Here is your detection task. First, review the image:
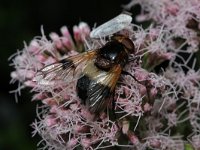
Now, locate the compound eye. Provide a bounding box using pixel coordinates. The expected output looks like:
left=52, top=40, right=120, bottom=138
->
left=121, top=38, right=135, bottom=54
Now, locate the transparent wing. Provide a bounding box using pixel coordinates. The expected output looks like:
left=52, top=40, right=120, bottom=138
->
left=86, top=65, right=122, bottom=113
left=90, top=14, right=132, bottom=38
left=33, top=50, right=97, bottom=85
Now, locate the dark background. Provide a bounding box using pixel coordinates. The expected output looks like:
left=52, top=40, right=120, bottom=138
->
left=0, top=0, right=135, bottom=149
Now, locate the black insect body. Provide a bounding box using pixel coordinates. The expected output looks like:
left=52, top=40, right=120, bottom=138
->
left=76, top=36, right=135, bottom=113
left=35, top=35, right=135, bottom=114
left=34, top=14, right=135, bottom=114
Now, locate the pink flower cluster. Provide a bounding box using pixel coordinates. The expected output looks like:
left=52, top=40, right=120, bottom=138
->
left=10, top=0, right=200, bottom=149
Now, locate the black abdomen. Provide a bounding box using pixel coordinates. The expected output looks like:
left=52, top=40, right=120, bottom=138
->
left=76, top=74, right=111, bottom=113
left=76, top=75, right=91, bottom=104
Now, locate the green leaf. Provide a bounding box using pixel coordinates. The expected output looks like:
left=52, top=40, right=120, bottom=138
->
left=185, top=143, right=194, bottom=150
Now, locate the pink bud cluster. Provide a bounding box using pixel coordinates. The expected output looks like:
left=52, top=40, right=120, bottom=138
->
left=124, top=0, right=200, bottom=149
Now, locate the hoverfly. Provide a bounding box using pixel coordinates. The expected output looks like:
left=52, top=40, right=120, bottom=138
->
left=35, top=14, right=135, bottom=114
